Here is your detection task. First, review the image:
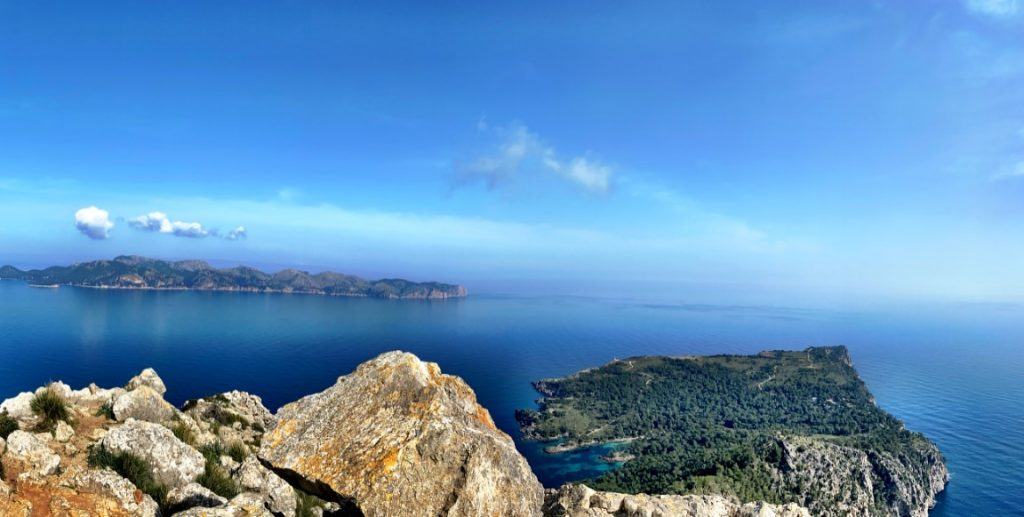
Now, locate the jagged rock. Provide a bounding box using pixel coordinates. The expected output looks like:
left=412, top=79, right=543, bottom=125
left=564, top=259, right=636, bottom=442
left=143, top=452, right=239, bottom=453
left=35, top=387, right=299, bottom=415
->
left=183, top=391, right=274, bottom=446
left=544, top=484, right=811, bottom=517
left=53, top=420, right=74, bottom=443
left=113, top=385, right=177, bottom=423
left=2, top=431, right=60, bottom=478
left=232, top=455, right=296, bottom=516
left=68, top=384, right=126, bottom=407
left=99, top=418, right=205, bottom=488
left=0, top=393, right=35, bottom=421
left=259, top=351, right=543, bottom=517
left=168, top=482, right=228, bottom=510
left=171, top=492, right=274, bottom=516
left=63, top=467, right=160, bottom=516
left=128, top=368, right=168, bottom=396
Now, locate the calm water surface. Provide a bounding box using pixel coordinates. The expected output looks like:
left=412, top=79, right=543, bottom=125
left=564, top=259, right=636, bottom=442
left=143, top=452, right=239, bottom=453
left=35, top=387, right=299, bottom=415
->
left=1, top=281, right=1022, bottom=515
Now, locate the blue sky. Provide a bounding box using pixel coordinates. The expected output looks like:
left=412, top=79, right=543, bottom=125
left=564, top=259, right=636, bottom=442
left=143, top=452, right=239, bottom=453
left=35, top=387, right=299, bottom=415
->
left=2, top=0, right=1024, bottom=303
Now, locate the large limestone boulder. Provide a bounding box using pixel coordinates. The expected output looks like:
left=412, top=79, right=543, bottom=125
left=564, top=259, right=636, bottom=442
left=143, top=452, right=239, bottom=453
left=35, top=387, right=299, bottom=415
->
left=127, top=367, right=168, bottom=396
left=232, top=455, right=296, bottom=515
left=62, top=467, right=160, bottom=516
left=99, top=418, right=205, bottom=488
left=2, top=430, right=60, bottom=478
left=0, top=392, right=35, bottom=421
left=544, top=484, right=811, bottom=517
left=259, top=351, right=544, bottom=517
left=113, top=385, right=177, bottom=423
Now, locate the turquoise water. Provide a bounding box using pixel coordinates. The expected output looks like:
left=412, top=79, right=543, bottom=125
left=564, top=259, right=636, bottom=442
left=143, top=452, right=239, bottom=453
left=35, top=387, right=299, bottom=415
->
left=1, top=281, right=1022, bottom=515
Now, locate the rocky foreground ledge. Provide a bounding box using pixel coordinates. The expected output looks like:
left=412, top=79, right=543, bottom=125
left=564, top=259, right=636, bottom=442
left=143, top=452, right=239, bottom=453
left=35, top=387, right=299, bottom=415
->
left=0, top=352, right=808, bottom=516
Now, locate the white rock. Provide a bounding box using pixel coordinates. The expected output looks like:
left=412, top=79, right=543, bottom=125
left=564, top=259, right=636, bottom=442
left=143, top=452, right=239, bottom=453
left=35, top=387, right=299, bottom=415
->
left=170, top=492, right=274, bottom=516
left=113, top=385, right=177, bottom=423
left=0, top=392, right=35, bottom=421
left=99, top=418, right=205, bottom=488
left=63, top=467, right=160, bottom=516
left=127, top=368, right=168, bottom=396
left=69, top=384, right=126, bottom=407
left=35, top=381, right=73, bottom=400
left=167, top=482, right=228, bottom=510
left=3, top=430, right=60, bottom=477
left=54, top=420, right=75, bottom=442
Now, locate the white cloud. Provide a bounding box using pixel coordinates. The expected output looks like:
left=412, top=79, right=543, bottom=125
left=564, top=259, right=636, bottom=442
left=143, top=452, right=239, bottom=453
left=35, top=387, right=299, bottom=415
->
left=225, top=226, right=248, bottom=240
left=129, top=211, right=212, bottom=238
left=456, top=121, right=613, bottom=194
left=74, top=206, right=114, bottom=240
left=965, top=0, right=1022, bottom=18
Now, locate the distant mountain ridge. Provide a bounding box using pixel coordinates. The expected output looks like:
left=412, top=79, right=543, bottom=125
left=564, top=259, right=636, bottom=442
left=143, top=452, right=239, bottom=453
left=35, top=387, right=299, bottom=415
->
left=0, top=255, right=467, bottom=299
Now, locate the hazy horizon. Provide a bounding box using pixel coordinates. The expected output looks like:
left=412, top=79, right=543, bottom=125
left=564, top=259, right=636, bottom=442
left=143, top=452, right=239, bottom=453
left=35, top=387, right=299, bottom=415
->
left=3, top=1, right=1024, bottom=304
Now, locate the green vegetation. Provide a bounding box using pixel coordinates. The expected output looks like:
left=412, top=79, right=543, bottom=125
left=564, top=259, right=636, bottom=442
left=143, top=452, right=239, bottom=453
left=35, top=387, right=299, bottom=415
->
left=517, top=346, right=943, bottom=512
left=30, top=387, right=71, bottom=432
left=88, top=446, right=169, bottom=511
left=0, top=410, right=18, bottom=439
left=94, top=401, right=115, bottom=420
left=227, top=441, right=249, bottom=463
left=197, top=443, right=240, bottom=498
left=170, top=420, right=197, bottom=446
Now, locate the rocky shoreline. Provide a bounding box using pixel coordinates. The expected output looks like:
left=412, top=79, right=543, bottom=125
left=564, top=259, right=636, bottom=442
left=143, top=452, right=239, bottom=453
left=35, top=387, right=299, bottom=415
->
left=0, top=352, right=813, bottom=516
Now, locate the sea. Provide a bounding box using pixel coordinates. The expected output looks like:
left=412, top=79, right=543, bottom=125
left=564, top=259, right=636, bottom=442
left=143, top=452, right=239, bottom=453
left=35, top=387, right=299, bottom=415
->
left=1, top=280, right=1022, bottom=515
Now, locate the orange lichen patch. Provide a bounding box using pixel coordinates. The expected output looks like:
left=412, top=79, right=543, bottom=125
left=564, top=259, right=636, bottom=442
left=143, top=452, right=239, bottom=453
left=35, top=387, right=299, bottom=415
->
left=381, top=449, right=400, bottom=473
left=7, top=480, right=134, bottom=517
left=266, top=419, right=298, bottom=448
left=474, top=405, right=497, bottom=431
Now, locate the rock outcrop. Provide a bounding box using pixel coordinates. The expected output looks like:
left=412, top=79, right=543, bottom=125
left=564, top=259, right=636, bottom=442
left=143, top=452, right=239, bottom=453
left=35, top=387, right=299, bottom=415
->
left=113, top=385, right=178, bottom=423
left=259, top=350, right=545, bottom=517
left=2, top=431, right=61, bottom=479
left=127, top=367, right=168, bottom=396
left=99, top=418, right=206, bottom=488
left=544, top=484, right=811, bottom=517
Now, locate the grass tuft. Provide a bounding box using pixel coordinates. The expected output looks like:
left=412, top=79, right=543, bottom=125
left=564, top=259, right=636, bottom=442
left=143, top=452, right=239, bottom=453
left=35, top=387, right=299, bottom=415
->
left=94, top=401, right=115, bottom=420
left=171, top=420, right=197, bottom=446
left=30, top=387, right=71, bottom=432
left=88, top=446, right=169, bottom=510
left=226, top=441, right=248, bottom=463
left=197, top=443, right=240, bottom=498
left=0, top=410, right=18, bottom=439
left=295, top=488, right=328, bottom=517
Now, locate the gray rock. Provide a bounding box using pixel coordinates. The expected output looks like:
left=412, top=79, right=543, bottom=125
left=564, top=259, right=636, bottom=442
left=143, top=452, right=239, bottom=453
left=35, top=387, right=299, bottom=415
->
left=167, top=482, right=228, bottom=510
left=99, top=418, right=205, bottom=488
left=127, top=368, right=168, bottom=396
left=259, top=351, right=543, bottom=517
left=171, top=492, right=274, bottom=516
left=544, top=484, right=811, bottom=517
left=183, top=391, right=274, bottom=447
left=63, top=467, right=160, bottom=516
left=2, top=430, right=60, bottom=478
left=233, top=455, right=296, bottom=516
left=68, top=384, right=126, bottom=407
left=113, top=385, right=177, bottom=423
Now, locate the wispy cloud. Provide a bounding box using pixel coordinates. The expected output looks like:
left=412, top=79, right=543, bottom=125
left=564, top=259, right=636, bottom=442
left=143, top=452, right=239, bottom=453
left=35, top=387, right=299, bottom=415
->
left=129, top=211, right=212, bottom=238
left=964, top=0, right=1022, bottom=18
left=74, top=206, right=114, bottom=240
left=455, top=121, right=612, bottom=194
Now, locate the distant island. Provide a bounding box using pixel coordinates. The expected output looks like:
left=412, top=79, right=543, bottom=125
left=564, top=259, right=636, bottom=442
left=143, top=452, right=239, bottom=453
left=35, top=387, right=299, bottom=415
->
left=0, top=255, right=467, bottom=300
left=517, top=346, right=947, bottom=516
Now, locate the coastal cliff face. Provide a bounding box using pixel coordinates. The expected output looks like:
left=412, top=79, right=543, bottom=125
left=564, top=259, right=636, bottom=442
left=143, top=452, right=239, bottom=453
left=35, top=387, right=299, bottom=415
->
left=0, top=256, right=468, bottom=300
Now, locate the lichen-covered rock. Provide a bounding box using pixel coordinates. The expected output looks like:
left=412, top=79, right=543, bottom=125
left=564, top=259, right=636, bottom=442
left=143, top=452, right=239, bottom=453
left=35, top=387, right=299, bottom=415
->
left=99, top=418, right=205, bottom=488
left=168, top=482, right=228, bottom=510
left=63, top=467, right=160, bottom=516
left=0, top=393, right=35, bottom=422
left=127, top=368, right=168, bottom=396
left=53, top=420, right=75, bottom=443
left=259, top=350, right=544, bottom=517
left=171, top=492, right=274, bottom=516
left=544, top=484, right=811, bottom=517
left=232, top=455, right=296, bottom=516
left=183, top=391, right=274, bottom=447
left=2, top=431, right=60, bottom=478
left=113, top=385, right=177, bottom=423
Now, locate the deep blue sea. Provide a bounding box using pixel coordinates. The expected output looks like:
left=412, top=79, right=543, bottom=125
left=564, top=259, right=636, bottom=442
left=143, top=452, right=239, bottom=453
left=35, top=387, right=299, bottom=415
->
left=1, top=281, right=1022, bottom=515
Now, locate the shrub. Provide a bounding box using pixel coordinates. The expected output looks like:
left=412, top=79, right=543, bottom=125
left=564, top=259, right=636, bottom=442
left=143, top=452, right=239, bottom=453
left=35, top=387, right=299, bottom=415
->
left=0, top=410, right=18, bottom=439
left=88, top=446, right=169, bottom=510
left=197, top=443, right=240, bottom=498
left=226, top=441, right=248, bottom=463
left=95, top=402, right=115, bottom=420
left=31, top=387, right=71, bottom=432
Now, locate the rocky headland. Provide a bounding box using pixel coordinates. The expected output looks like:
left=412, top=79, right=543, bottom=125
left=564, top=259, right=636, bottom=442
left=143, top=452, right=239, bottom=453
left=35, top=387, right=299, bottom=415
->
left=1, top=349, right=930, bottom=516
left=0, top=256, right=467, bottom=300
